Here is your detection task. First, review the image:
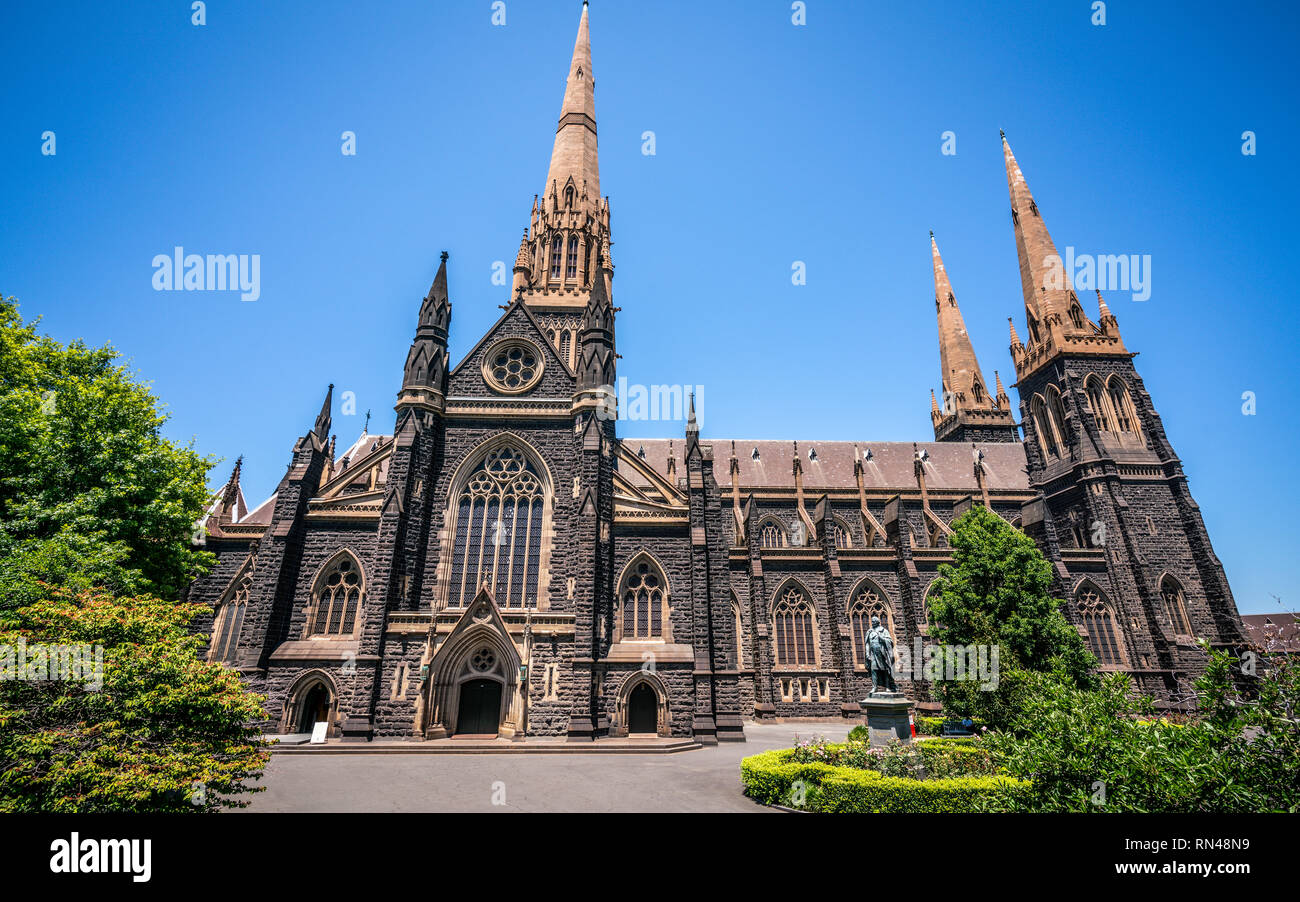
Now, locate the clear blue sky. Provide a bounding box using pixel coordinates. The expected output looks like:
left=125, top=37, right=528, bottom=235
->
left=2, top=1, right=1296, bottom=614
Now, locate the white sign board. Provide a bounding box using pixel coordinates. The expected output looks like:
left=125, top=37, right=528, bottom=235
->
left=310, top=721, right=328, bottom=744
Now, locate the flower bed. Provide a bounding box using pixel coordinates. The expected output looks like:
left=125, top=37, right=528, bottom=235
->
left=741, top=739, right=1025, bottom=813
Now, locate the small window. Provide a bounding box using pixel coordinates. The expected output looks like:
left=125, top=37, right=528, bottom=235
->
left=550, top=235, right=563, bottom=278
left=566, top=235, right=579, bottom=279
left=310, top=554, right=363, bottom=637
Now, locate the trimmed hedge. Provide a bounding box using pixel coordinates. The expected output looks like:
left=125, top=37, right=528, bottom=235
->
left=741, top=747, right=1025, bottom=813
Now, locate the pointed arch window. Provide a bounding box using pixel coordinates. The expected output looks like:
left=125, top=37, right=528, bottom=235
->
left=550, top=235, right=563, bottom=279
left=1046, top=385, right=1069, bottom=454
left=566, top=235, right=579, bottom=279
left=832, top=520, right=852, bottom=549
left=559, top=329, right=572, bottom=368
left=1077, top=584, right=1127, bottom=667
left=1160, top=575, right=1192, bottom=637
left=732, top=593, right=744, bottom=670
left=759, top=519, right=787, bottom=549
left=211, top=560, right=252, bottom=664
left=1106, top=376, right=1139, bottom=435
left=848, top=582, right=893, bottom=668
left=309, top=553, right=364, bottom=637
left=773, top=586, right=817, bottom=667
left=620, top=556, right=666, bottom=640
left=1085, top=375, right=1114, bottom=433
left=448, top=444, right=547, bottom=609
left=1031, top=395, right=1059, bottom=460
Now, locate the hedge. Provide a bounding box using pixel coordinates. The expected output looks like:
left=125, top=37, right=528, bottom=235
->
left=740, top=748, right=1025, bottom=813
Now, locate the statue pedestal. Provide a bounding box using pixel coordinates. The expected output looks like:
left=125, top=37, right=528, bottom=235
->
left=859, top=692, right=915, bottom=748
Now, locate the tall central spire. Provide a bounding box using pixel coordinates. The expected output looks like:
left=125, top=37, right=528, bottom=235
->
left=544, top=0, right=599, bottom=204
left=1002, top=132, right=1127, bottom=382
left=513, top=1, right=614, bottom=370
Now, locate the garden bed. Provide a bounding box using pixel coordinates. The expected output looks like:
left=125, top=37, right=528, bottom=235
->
left=741, top=738, right=1025, bottom=813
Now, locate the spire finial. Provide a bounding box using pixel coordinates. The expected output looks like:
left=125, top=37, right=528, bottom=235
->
left=313, top=384, right=334, bottom=440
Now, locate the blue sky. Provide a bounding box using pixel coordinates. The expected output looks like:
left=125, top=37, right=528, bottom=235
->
left=2, top=1, right=1296, bottom=614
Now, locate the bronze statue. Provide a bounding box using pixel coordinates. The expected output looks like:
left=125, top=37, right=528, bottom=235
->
left=867, top=615, right=897, bottom=695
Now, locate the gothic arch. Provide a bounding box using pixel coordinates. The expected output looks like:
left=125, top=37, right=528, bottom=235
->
left=1030, top=393, right=1060, bottom=460
left=831, top=515, right=854, bottom=549
left=1045, top=384, right=1069, bottom=455
left=1105, top=374, right=1143, bottom=441
left=731, top=590, right=745, bottom=670
left=770, top=578, right=819, bottom=668
left=757, top=516, right=788, bottom=549
left=281, top=669, right=341, bottom=736
left=846, top=577, right=894, bottom=668
left=437, top=433, right=555, bottom=610
left=210, top=554, right=253, bottom=664
left=1157, top=572, right=1193, bottom=637
left=305, top=548, right=366, bottom=638
left=612, top=669, right=671, bottom=737
left=1084, top=374, right=1115, bottom=433
left=615, top=551, right=672, bottom=642
left=424, top=611, right=524, bottom=738
left=1074, top=579, right=1128, bottom=668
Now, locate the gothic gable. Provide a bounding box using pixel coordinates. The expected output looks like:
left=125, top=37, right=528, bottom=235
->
left=447, top=301, right=576, bottom=402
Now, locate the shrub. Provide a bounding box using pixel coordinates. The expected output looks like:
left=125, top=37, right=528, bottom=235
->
left=741, top=745, right=1023, bottom=813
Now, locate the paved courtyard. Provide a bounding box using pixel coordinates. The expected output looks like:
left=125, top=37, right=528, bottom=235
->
left=245, top=722, right=850, bottom=813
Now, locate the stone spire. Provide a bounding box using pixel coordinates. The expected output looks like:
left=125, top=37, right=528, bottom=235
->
left=575, top=257, right=616, bottom=395
left=1002, top=131, right=1071, bottom=339
left=397, top=251, right=451, bottom=414
left=545, top=1, right=599, bottom=207
left=518, top=2, right=613, bottom=330
left=313, top=384, right=333, bottom=441
left=685, top=391, right=701, bottom=458
left=928, top=235, right=1018, bottom=444
left=1002, top=132, right=1127, bottom=380
left=931, top=232, right=993, bottom=416
left=994, top=371, right=1010, bottom=410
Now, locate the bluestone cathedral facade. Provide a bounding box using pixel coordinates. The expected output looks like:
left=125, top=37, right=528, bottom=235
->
left=189, top=3, right=1245, bottom=742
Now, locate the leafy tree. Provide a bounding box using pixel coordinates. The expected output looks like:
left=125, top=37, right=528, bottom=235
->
left=0, top=297, right=267, bottom=811
left=0, top=587, right=269, bottom=812
left=926, top=506, right=1095, bottom=725
left=980, top=641, right=1300, bottom=812
left=0, top=297, right=214, bottom=605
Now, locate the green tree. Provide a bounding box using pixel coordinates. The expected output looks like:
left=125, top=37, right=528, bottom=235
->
left=980, top=641, right=1299, bottom=812
left=0, top=588, right=269, bottom=812
left=926, top=506, right=1095, bottom=725
left=0, top=297, right=215, bottom=605
left=0, top=296, right=267, bottom=811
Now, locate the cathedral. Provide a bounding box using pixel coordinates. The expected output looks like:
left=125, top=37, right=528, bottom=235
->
left=190, top=3, right=1245, bottom=743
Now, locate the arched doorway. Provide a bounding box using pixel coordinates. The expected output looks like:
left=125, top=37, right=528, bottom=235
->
left=296, top=683, right=332, bottom=733
left=628, top=683, right=658, bottom=734
left=455, top=678, right=503, bottom=737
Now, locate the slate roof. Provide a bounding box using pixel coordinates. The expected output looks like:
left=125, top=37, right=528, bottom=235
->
left=621, top=439, right=1030, bottom=492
